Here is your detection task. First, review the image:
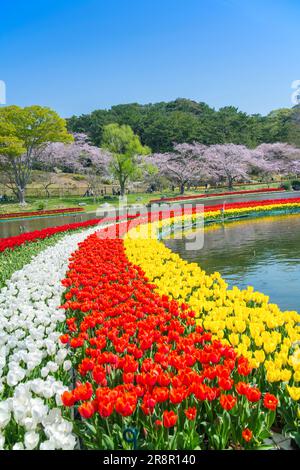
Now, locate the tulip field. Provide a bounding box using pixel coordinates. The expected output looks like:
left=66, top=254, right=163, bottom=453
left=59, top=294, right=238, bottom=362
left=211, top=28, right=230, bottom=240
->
left=0, top=207, right=84, bottom=220
left=0, top=198, right=300, bottom=450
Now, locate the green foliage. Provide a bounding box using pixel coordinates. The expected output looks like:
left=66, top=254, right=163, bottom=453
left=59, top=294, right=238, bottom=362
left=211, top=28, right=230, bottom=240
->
left=0, top=234, right=66, bottom=289
left=0, top=105, right=72, bottom=152
left=36, top=201, right=46, bottom=210
left=291, top=180, right=300, bottom=190
left=0, top=105, right=73, bottom=203
left=72, top=174, right=86, bottom=181
left=288, top=107, right=300, bottom=146
left=0, top=225, right=95, bottom=289
left=67, top=99, right=300, bottom=153
left=281, top=182, right=291, bottom=191
left=264, top=108, right=292, bottom=142
left=102, top=123, right=151, bottom=195
left=0, top=135, right=25, bottom=158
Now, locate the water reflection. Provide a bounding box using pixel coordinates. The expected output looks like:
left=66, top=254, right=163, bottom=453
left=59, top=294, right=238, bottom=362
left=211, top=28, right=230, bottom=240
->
left=164, top=214, right=300, bottom=312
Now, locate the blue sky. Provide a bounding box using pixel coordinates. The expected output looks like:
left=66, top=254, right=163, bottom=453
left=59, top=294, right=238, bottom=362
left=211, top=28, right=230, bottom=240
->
left=0, top=0, right=299, bottom=117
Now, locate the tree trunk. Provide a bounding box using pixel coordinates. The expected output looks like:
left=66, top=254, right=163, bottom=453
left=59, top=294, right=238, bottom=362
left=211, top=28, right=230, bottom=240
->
left=18, top=187, right=26, bottom=204
left=228, top=177, right=233, bottom=190
left=180, top=183, right=185, bottom=195
left=120, top=181, right=126, bottom=197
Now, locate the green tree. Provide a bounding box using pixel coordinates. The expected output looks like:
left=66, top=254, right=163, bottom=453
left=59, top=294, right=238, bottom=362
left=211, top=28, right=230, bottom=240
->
left=264, top=108, right=293, bottom=142
left=0, top=105, right=72, bottom=203
left=214, top=106, right=263, bottom=147
left=66, top=98, right=299, bottom=153
left=102, top=123, right=150, bottom=196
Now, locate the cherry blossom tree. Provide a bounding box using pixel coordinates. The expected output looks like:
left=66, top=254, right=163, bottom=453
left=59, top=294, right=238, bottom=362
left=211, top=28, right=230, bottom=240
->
left=39, top=133, right=111, bottom=174
left=290, top=159, right=300, bottom=177
left=149, top=143, right=210, bottom=194
left=39, top=133, right=111, bottom=198
left=203, top=144, right=260, bottom=189
left=254, top=143, right=300, bottom=177
left=150, top=142, right=285, bottom=192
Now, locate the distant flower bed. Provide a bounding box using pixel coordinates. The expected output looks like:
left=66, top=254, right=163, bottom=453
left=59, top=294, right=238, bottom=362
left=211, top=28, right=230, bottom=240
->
left=203, top=197, right=300, bottom=214
left=0, top=207, right=84, bottom=220
left=0, top=214, right=138, bottom=253
left=150, top=187, right=282, bottom=204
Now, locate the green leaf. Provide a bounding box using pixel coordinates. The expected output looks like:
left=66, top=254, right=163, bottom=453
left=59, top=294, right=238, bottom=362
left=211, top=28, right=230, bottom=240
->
left=293, top=433, right=300, bottom=448
left=212, top=434, right=220, bottom=449
left=84, top=422, right=97, bottom=435
left=102, top=433, right=115, bottom=450
left=256, top=444, right=275, bottom=450
left=258, top=429, right=272, bottom=440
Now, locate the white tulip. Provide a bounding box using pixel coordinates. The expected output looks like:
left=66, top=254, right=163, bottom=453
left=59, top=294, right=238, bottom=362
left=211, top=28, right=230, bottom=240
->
left=63, top=360, right=72, bottom=371
left=12, top=442, right=24, bottom=450
left=60, top=434, right=77, bottom=450
left=6, top=368, right=25, bottom=387
left=31, top=399, right=48, bottom=422
left=47, top=361, right=59, bottom=373
left=41, top=367, right=49, bottom=378
left=23, top=417, right=38, bottom=432
left=0, top=401, right=11, bottom=428
left=56, top=349, right=68, bottom=364
left=24, top=431, right=40, bottom=450
left=40, top=439, right=56, bottom=450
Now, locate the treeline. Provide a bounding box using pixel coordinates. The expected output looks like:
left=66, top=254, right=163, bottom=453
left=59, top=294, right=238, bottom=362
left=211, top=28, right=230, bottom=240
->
left=67, top=98, right=300, bottom=153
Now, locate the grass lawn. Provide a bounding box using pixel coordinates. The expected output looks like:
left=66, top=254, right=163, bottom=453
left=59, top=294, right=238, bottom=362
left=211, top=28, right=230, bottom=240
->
left=0, top=182, right=283, bottom=215
left=0, top=194, right=159, bottom=214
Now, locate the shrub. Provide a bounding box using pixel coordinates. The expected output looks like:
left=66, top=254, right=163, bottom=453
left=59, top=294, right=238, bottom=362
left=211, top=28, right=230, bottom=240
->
left=291, top=180, right=300, bottom=190
left=72, top=175, right=86, bottom=181
left=36, top=201, right=46, bottom=210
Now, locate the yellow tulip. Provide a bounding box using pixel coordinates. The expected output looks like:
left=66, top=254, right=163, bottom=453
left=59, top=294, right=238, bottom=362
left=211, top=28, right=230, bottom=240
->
left=287, top=386, right=300, bottom=401
left=124, top=209, right=300, bottom=391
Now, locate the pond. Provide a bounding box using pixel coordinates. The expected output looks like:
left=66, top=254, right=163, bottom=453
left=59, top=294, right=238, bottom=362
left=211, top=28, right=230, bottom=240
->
left=163, top=214, right=300, bottom=312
